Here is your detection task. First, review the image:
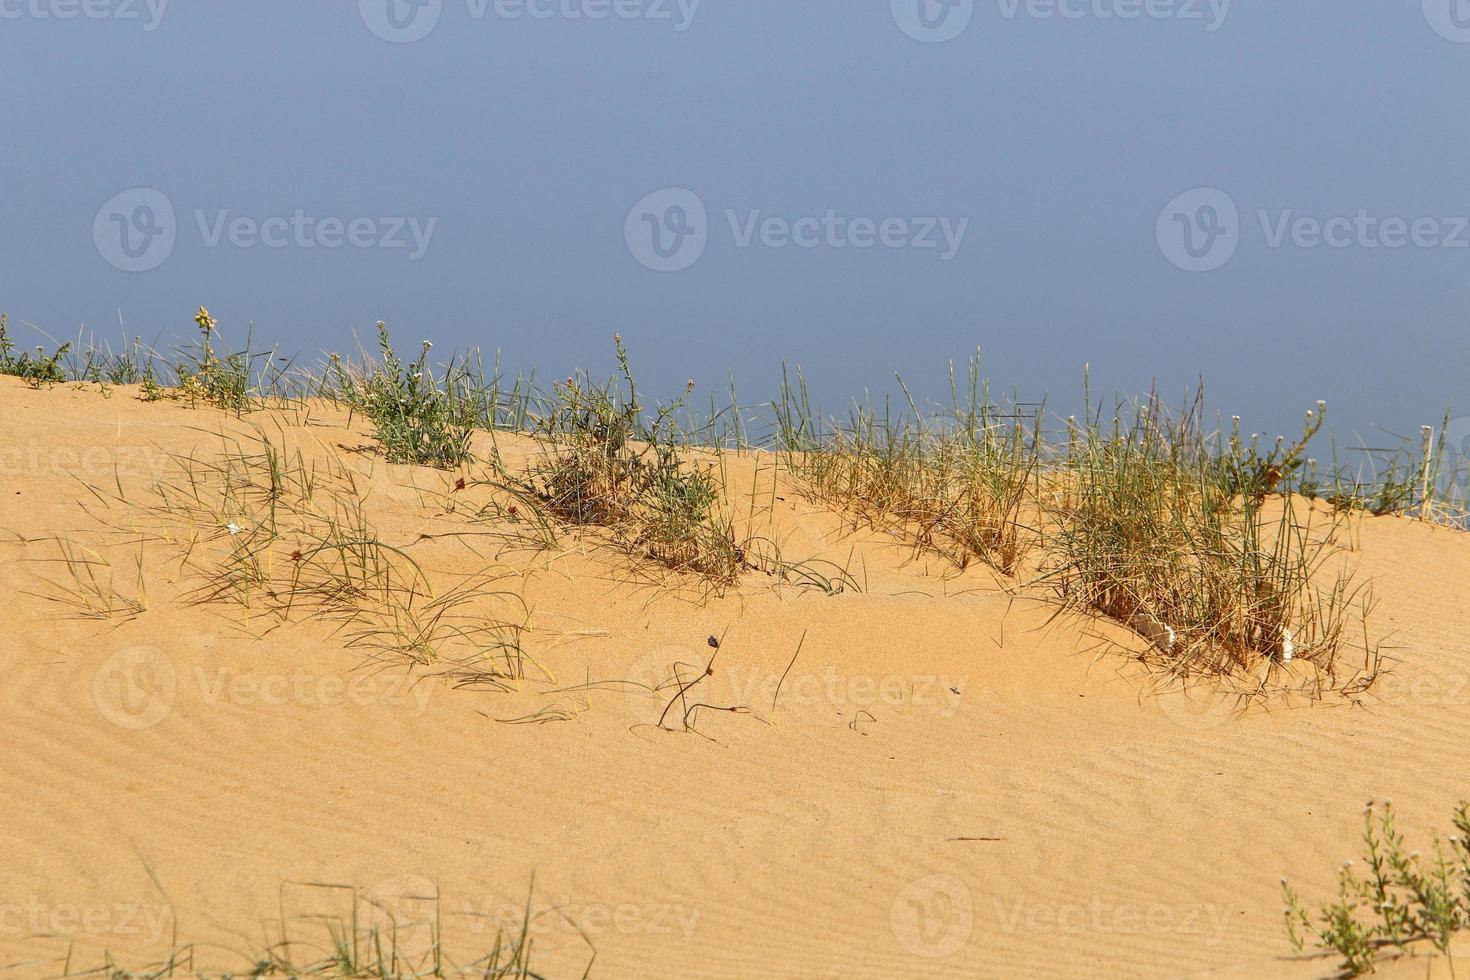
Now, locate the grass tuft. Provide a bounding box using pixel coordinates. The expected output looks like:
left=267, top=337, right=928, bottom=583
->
left=0, top=313, right=70, bottom=387
left=1047, top=391, right=1365, bottom=682
left=329, top=321, right=476, bottom=469
left=484, top=335, right=745, bottom=584
left=777, top=354, right=1040, bottom=575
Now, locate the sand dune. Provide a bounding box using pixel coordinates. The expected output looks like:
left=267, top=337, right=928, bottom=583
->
left=2, top=377, right=1468, bottom=978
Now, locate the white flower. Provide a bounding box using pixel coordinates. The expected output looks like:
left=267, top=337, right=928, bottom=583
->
left=226, top=523, right=242, bottom=535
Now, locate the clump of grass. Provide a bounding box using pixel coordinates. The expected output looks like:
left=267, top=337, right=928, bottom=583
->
left=1049, top=390, right=1363, bottom=682
left=329, top=322, right=475, bottom=469
left=48, top=878, right=577, bottom=979
left=0, top=313, right=70, bottom=387
left=22, top=538, right=149, bottom=621
left=1299, top=414, right=1468, bottom=528
left=68, top=332, right=161, bottom=388
left=123, top=307, right=258, bottom=414
left=1283, top=800, right=1470, bottom=976
left=776, top=354, right=1040, bottom=575
left=485, top=335, right=745, bottom=584
left=77, top=427, right=527, bottom=680
left=174, top=307, right=252, bottom=412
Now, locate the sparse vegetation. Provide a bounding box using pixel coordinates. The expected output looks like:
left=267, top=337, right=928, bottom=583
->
left=776, top=354, right=1040, bottom=575
left=47, top=879, right=580, bottom=979
left=0, top=308, right=1461, bottom=651
left=75, top=426, right=528, bottom=682
left=1283, top=800, right=1470, bottom=976
left=329, top=321, right=476, bottom=469
left=1048, top=392, right=1367, bottom=684
left=482, top=335, right=746, bottom=584
left=173, top=307, right=253, bottom=413
left=0, top=313, right=70, bottom=387
left=779, top=368, right=1376, bottom=689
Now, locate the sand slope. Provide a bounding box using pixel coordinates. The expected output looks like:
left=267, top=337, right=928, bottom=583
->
left=2, top=377, right=1468, bottom=979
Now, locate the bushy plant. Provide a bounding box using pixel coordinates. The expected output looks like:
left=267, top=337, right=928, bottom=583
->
left=174, top=307, right=252, bottom=412
left=1283, top=801, right=1470, bottom=976
left=0, top=314, right=69, bottom=388
left=489, top=335, right=744, bottom=582
left=331, top=321, right=475, bottom=469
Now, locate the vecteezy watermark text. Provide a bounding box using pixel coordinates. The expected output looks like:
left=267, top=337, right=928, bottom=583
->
left=93, top=647, right=434, bottom=730
left=993, top=895, right=1234, bottom=945
left=359, top=0, right=700, bottom=43
left=890, top=0, right=1230, bottom=43
left=625, top=188, right=969, bottom=272
left=0, top=897, right=173, bottom=945
left=94, top=188, right=438, bottom=272
left=0, top=0, right=168, bottom=30
left=1157, top=187, right=1470, bottom=272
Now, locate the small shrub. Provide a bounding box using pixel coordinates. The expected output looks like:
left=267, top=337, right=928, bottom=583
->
left=69, top=333, right=161, bottom=387
left=0, top=314, right=70, bottom=388
left=176, top=307, right=252, bottom=412
left=1217, top=405, right=1325, bottom=503
left=488, top=335, right=744, bottom=583
left=1283, top=800, right=1470, bottom=976
left=331, top=321, right=475, bottom=469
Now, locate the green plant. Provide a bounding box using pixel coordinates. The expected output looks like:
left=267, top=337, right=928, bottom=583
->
left=66, top=331, right=162, bottom=388
left=331, top=322, right=475, bottom=469
left=54, top=878, right=580, bottom=979
left=1047, top=392, right=1363, bottom=681
left=75, top=427, right=527, bottom=680
left=1217, top=403, right=1326, bottom=503
left=776, top=354, right=1040, bottom=576
left=172, top=307, right=252, bottom=412
left=0, top=314, right=70, bottom=387
left=1283, top=801, right=1470, bottom=976
left=485, top=335, right=745, bottom=584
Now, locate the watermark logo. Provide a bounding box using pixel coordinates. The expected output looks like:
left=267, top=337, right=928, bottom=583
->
left=993, top=895, right=1234, bottom=943
left=93, top=646, right=176, bottom=730
left=1156, top=684, right=1243, bottom=731
left=995, top=0, right=1231, bottom=30
left=0, top=440, right=170, bottom=482
left=724, top=666, right=967, bottom=719
left=1424, top=0, right=1470, bottom=43
left=893, top=0, right=1231, bottom=40
left=0, top=897, right=173, bottom=944
left=359, top=0, right=442, bottom=42
left=622, top=643, right=711, bottom=721
left=891, top=874, right=974, bottom=958
left=0, top=0, right=169, bottom=30
left=1156, top=187, right=1239, bottom=273
left=94, top=188, right=439, bottom=271
left=193, top=667, right=434, bottom=713
left=94, top=648, right=433, bottom=728
left=625, top=187, right=708, bottom=272
left=1368, top=671, right=1470, bottom=709
left=93, top=188, right=176, bottom=273
left=1158, top=188, right=1470, bottom=272
left=459, top=893, right=701, bottom=942
left=625, top=188, right=971, bottom=272
left=891, top=0, right=975, bottom=43
left=1443, top=416, right=1470, bottom=496
left=360, top=0, right=699, bottom=42
left=360, top=875, right=439, bottom=962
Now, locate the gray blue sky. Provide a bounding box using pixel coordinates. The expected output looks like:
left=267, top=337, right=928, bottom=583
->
left=2, top=0, right=1468, bottom=457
